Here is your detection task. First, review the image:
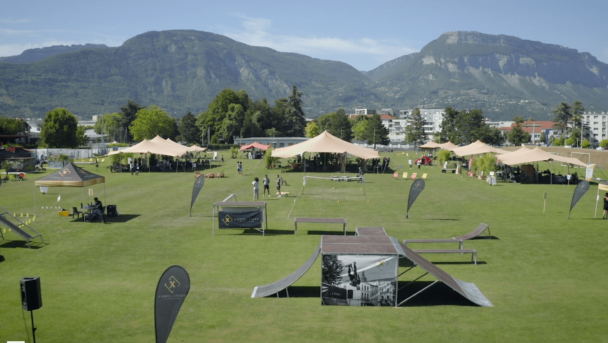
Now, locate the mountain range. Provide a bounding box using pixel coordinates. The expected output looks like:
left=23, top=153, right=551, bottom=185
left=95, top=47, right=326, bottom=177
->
left=1, top=30, right=607, bottom=121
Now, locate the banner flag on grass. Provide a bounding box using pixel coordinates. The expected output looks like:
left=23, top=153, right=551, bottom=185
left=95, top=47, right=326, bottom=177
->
left=406, top=179, right=425, bottom=218
left=569, top=180, right=589, bottom=218
left=190, top=175, right=205, bottom=216
left=155, top=265, right=190, bottom=343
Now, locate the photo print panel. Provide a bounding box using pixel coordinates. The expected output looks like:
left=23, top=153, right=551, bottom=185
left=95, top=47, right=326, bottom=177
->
left=321, top=254, right=398, bottom=307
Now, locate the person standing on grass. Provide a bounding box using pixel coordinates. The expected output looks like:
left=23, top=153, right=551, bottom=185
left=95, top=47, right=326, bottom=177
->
left=603, top=193, right=608, bottom=219
left=263, top=175, right=270, bottom=197
left=276, top=174, right=281, bottom=197
left=252, top=177, right=260, bottom=201
left=417, top=159, right=421, bottom=169
left=348, top=262, right=361, bottom=290
left=408, top=158, right=413, bottom=169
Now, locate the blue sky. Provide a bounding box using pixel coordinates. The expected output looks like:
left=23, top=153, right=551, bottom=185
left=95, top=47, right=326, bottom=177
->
left=1, top=0, right=607, bottom=71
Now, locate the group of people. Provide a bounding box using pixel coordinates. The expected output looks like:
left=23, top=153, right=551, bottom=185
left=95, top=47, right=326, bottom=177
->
left=252, top=174, right=287, bottom=200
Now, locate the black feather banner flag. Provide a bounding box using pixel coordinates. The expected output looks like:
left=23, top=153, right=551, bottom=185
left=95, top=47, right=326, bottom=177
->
left=155, top=265, right=190, bottom=343
left=407, top=179, right=425, bottom=218
left=569, top=180, right=589, bottom=218
left=190, top=175, right=205, bottom=216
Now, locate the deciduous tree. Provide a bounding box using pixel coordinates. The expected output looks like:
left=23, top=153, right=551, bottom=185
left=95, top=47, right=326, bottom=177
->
left=40, top=108, right=79, bottom=148
left=363, top=114, right=389, bottom=147
left=129, top=105, right=174, bottom=141
left=177, top=112, right=201, bottom=144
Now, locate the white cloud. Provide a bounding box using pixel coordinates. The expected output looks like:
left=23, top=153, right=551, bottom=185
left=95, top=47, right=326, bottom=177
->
left=224, top=16, right=416, bottom=69
left=0, top=18, right=31, bottom=24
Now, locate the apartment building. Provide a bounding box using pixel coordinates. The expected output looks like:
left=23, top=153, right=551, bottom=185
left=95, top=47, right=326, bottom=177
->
left=582, top=111, right=608, bottom=144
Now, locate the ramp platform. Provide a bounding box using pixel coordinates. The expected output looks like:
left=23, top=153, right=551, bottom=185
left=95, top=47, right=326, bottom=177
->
left=252, top=234, right=493, bottom=307
left=0, top=207, right=44, bottom=248
left=251, top=246, right=321, bottom=298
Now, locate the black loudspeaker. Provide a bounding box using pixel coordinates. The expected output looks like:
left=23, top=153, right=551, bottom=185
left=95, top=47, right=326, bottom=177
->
left=106, top=205, right=117, bottom=217
left=347, top=289, right=353, bottom=299
left=21, top=277, right=42, bottom=311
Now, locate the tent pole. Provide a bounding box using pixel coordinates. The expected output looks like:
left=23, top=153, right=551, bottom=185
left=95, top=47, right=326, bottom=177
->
left=595, top=187, right=599, bottom=218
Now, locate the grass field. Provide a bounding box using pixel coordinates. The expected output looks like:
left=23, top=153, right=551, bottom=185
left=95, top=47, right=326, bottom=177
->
left=1, top=151, right=608, bottom=342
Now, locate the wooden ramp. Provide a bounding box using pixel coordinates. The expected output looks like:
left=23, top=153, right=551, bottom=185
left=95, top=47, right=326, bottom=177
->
left=0, top=206, right=44, bottom=248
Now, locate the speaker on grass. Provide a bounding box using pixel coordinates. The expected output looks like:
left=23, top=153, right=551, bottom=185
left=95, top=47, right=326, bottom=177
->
left=21, top=276, right=42, bottom=311
left=106, top=205, right=117, bottom=217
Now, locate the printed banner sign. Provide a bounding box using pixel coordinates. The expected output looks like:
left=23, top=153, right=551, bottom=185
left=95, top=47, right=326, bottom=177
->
left=322, top=254, right=397, bottom=307
left=586, top=164, right=596, bottom=181
left=407, top=179, right=426, bottom=218
left=190, top=174, right=205, bottom=214
left=569, top=180, right=589, bottom=218
left=218, top=210, right=263, bottom=228
left=155, top=266, right=190, bottom=343
left=598, top=183, right=608, bottom=192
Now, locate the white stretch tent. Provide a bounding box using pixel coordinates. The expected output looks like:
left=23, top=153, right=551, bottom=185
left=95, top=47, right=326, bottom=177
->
left=272, top=131, right=379, bottom=172
left=452, top=140, right=509, bottom=156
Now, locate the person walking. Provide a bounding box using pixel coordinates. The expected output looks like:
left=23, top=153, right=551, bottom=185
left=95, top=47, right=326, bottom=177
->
left=276, top=174, right=281, bottom=197
left=408, top=158, right=413, bottom=169
left=252, top=177, right=260, bottom=201
left=263, top=175, right=270, bottom=196
left=417, top=159, right=421, bottom=169
left=603, top=193, right=608, bottom=219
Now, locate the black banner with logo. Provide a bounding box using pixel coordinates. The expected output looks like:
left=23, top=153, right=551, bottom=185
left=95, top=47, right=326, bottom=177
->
left=218, top=210, right=263, bottom=228
left=155, top=265, right=190, bottom=343
left=569, top=180, right=589, bottom=218
left=407, top=179, right=426, bottom=218
left=190, top=175, right=205, bottom=216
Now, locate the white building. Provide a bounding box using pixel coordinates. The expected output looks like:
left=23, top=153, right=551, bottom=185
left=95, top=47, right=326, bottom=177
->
left=354, top=109, right=377, bottom=115
left=582, top=111, right=608, bottom=145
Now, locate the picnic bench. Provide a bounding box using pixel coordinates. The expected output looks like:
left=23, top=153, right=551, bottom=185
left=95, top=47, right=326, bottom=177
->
left=294, top=217, right=346, bottom=235
left=413, top=249, right=478, bottom=265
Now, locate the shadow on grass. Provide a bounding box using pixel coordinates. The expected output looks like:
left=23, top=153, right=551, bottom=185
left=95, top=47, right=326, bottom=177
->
left=237, top=229, right=294, bottom=235
left=69, top=215, right=140, bottom=224
left=0, top=240, right=45, bottom=249
left=0, top=254, right=4, bottom=262
left=264, top=286, right=320, bottom=298
left=105, top=215, right=140, bottom=223
left=470, top=236, right=500, bottom=240
left=397, top=281, right=477, bottom=307
left=430, top=261, right=487, bottom=265
left=307, top=231, right=356, bottom=236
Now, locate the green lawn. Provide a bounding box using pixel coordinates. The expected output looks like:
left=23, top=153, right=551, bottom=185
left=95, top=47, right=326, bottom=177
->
left=1, top=152, right=607, bottom=342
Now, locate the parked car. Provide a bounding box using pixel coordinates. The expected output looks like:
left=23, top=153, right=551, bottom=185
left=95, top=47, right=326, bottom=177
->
left=415, top=156, right=432, bottom=165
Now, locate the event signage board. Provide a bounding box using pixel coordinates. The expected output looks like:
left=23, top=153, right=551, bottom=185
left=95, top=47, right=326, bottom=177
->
left=321, top=255, right=397, bottom=307
left=585, top=164, right=596, bottom=181
left=218, top=210, right=263, bottom=228
left=190, top=175, right=205, bottom=216
left=406, top=179, right=426, bottom=218
left=155, top=265, right=190, bottom=343
left=569, top=180, right=589, bottom=218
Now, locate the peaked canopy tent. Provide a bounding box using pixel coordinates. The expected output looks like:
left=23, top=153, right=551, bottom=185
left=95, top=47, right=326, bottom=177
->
left=34, top=163, right=106, bottom=215
left=499, top=147, right=588, bottom=184
left=419, top=141, right=442, bottom=149
left=500, top=147, right=587, bottom=168
left=451, top=140, right=509, bottom=156
left=271, top=131, right=379, bottom=172
left=438, top=141, right=459, bottom=151
left=239, top=142, right=270, bottom=151
left=185, top=144, right=207, bottom=153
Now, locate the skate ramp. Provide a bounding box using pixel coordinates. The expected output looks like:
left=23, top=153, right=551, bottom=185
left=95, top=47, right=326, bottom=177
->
left=251, top=246, right=321, bottom=298
left=398, top=241, right=493, bottom=307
